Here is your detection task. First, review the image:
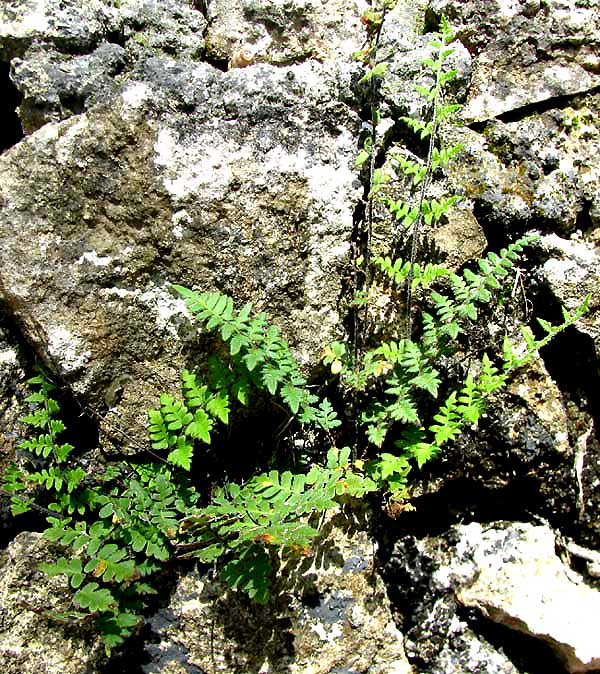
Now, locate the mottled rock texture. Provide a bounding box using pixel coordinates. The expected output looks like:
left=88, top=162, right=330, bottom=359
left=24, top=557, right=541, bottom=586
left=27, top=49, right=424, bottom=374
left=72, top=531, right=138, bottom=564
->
left=1, top=0, right=600, bottom=672
left=383, top=522, right=600, bottom=674
left=0, top=58, right=361, bottom=444
left=0, top=532, right=103, bottom=674
left=144, top=511, right=412, bottom=674
left=205, top=0, right=369, bottom=65
left=429, top=0, right=600, bottom=122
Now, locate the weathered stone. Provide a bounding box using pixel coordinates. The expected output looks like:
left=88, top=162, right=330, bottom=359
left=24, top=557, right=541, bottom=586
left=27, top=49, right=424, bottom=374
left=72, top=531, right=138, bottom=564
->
left=453, top=523, right=600, bottom=673
left=382, top=534, right=521, bottom=674
left=0, top=318, right=29, bottom=532
left=0, top=58, right=361, bottom=444
left=0, top=0, right=206, bottom=62
left=429, top=0, right=600, bottom=122
left=1, top=0, right=207, bottom=132
left=384, top=522, right=600, bottom=674
left=0, top=531, right=104, bottom=674
left=540, top=233, right=600, bottom=347
left=379, top=12, right=472, bottom=119
left=205, top=0, right=368, bottom=65
left=444, top=92, right=600, bottom=236
left=11, top=42, right=128, bottom=133
left=144, top=511, right=412, bottom=674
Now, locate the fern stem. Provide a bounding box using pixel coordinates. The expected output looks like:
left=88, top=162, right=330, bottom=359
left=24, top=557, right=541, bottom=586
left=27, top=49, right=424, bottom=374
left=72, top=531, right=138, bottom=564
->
left=405, top=54, right=443, bottom=339
left=0, top=487, right=66, bottom=519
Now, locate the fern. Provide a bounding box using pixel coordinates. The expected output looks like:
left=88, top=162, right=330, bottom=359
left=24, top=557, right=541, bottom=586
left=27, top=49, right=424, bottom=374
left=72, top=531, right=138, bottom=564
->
left=0, top=8, right=592, bottom=653
left=175, top=447, right=376, bottom=600
left=147, top=368, right=230, bottom=470
left=173, top=285, right=340, bottom=431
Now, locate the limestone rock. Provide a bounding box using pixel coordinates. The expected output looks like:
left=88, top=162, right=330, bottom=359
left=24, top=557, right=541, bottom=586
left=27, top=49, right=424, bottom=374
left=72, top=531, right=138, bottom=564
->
left=382, top=535, right=521, bottom=674
left=144, top=511, right=412, bottom=674
left=429, top=0, right=600, bottom=122
left=453, top=523, right=600, bottom=673
left=379, top=11, right=472, bottom=119
left=1, top=0, right=207, bottom=132
left=540, top=233, right=600, bottom=347
left=445, top=92, right=600, bottom=236
left=0, top=0, right=206, bottom=62
left=0, top=58, right=361, bottom=444
left=384, top=522, right=600, bottom=674
left=11, top=42, right=128, bottom=134
left=0, top=531, right=104, bottom=674
left=205, top=0, right=368, bottom=65
left=0, top=319, right=29, bottom=533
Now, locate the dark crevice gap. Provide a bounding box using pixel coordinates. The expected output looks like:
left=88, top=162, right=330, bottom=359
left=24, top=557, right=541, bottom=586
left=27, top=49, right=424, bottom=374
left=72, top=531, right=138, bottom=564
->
left=467, top=84, right=600, bottom=129
left=100, top=558, right=190, bottom=673
left=529, top=282, right=600, bottom=429
left=189, top=0, right=210, bottom=21
left=0, top=61, right=24, bottom=152
left=458, top=606, right=572, bottom=674
left=374, top=477, right=541, bottom=555
left=203, top=53, right=228, bottom=72
left=473, top=200, right=531, bottom=251
left=0, top=302, right=100, bottom=549
left=576, top=200, right=594, bottom=234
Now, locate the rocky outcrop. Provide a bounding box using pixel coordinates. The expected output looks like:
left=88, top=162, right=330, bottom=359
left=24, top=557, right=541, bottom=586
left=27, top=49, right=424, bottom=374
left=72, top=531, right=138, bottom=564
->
left=0, top=532, right=103, bottom=674
left=429, top=0, right=600, bottom=122
left=0, top=0, right=207, bottom=131
left=0, top=57, right=361, bottom=444
left=1, top=0, right=600, bottom=672
left=144, top=511, right=412, bottom=674
left=383, top=522, right=600, bottom=674
left=205, top=0, right=369, bottom=65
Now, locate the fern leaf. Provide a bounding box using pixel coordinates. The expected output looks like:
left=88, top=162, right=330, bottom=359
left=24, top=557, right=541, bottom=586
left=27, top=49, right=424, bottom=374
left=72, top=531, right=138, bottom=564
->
left=168, top=437, right=194, bottom=470
left=186, top=409, right=212, bottom=443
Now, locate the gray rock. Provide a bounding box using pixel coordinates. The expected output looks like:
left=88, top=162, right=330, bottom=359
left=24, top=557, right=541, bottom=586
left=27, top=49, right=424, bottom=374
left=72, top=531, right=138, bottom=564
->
left=205, top=0, right=369, bottom=65
left=11, top=42, right=128, bottom=133
left=444, top=92, right=600, bottom=236
left=452, top=523, right=600, bottom=673
left=429, top=0, right=600, bottom=122
left=0, top=532, right=104, bottom=674
left=385, top=522, right=600, bottom=674
left=1, top=0, right=207, bottom=133
left=383, top=534, right=520, bottom=674
left=0, top=0, right=112, bottom=59
left=0, top=58, right=361, bottom=444
left=379, top=17, right=472, bottom=119
left=0, top=320, right=29, bottom=531
left=0, top=0, right=206, bottom=61
left=144, top=510, right=412, bottom=674
left=540, top=233, right=600, bottom=347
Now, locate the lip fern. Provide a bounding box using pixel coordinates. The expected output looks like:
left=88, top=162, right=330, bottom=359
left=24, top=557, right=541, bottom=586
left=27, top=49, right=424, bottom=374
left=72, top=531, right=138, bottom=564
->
left=0, top=3, right=590, bottom=656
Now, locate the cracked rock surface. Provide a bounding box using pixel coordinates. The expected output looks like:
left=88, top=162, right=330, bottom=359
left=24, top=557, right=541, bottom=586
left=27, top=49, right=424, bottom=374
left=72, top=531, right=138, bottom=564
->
left=1, top=0, right=600, bottom=673
left=383, top=522, right=600, bottom=674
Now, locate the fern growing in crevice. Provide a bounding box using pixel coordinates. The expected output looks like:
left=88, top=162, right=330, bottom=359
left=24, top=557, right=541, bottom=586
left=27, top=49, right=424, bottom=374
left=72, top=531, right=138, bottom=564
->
left=175, top=446, right=375, bottom=602
left=172, top=286, right=341, bottom=433
left=0, top=5, right=592, bottom=657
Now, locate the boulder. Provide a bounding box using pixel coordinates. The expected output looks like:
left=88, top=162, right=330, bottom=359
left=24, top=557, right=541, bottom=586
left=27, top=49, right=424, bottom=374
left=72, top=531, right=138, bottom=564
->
left=0, top=531, right=104, bottom=674
left=383, top=521, right=600, bottom=673
left=0, top=58, right=361, bottom=444
left=428, top=0, right=600, bottom=122
left=205, top=0, right=369, bottom=65
left=444, top=92, right=600, bottom=237
left=144, top=510, right=413, bottom=674
left=0, top=0, right=207, bottom=132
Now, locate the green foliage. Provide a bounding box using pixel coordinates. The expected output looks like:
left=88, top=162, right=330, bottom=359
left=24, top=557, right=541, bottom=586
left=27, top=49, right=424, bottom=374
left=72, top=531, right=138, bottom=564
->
left=1, top=372, right=203, bottom=652
left=323, top=8, right=590, bottom=501
left=176, top=447, right=375, bottom=602
left=0, top=7, right=591, bottom=659
left=173, top=286, right=340, bottom=431
left=147, top=368, right=230, bottom=469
